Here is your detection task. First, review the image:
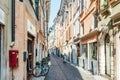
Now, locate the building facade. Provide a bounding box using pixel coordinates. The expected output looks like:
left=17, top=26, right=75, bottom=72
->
left=0, top=0, right=11, bottom=80
left=53, top=0, right=120, bottom=80
left=98, top=0, right=120, bottom=80
left=6, top=0, right=50, bottom=80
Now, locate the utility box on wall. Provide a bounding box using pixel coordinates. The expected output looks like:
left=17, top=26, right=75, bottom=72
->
left=9, top=50, right=19, bottom=68
left=23, top=51, right=28, bottom=62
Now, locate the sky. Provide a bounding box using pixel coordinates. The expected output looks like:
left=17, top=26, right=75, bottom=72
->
left=48, top=0, right=61, bottom=28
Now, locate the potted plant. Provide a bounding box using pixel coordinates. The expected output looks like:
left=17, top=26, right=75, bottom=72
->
left=102, top=1, right=108, bottom=8
left=36, top=61, right=40, bottom=65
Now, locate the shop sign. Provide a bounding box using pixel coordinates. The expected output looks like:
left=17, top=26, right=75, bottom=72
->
left=0, top=8, right=5, bottom=24
left=27, top=20, right=36, bottom=36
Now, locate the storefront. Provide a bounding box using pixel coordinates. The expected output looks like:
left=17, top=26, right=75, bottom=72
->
left=80, top=30, right=99, bottom=74
left=110, top=12, right=120, bottom=80
left=82, top=44, right=88, bottom=70
left=104, top=34, right=111, bottom=76
left=74, top=37, right=80, bottom=66
left=89, top=42, right=98, bottom=74
left=27, top=33, right=35, bottom=79
left=26, top=19, right=36, bottom=80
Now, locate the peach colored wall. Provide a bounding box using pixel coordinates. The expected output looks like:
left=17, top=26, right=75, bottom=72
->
left=13, top=2, right=37, bottom=80
left=80, top=0, right=96, bottom=35
left=84, top=14, right=92, bottom=34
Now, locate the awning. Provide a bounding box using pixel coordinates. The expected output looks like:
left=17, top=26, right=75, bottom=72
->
left=80, top=29, right=99, bottom=44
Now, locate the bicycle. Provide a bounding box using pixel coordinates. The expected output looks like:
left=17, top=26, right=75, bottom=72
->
left=32, top=61, right=50, bottom=77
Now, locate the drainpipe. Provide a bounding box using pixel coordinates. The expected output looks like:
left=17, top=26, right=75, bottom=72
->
left=11, top=0, right=15, bottom=80
left=11, top=0, right=15, bottom=42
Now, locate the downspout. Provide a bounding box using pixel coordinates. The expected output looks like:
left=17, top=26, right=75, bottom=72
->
left=11, top=0, right=15, bottom=80
left=11, top=0, right=15, bottom=42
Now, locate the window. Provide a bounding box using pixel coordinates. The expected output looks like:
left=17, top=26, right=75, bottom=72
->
left=81, top=0, right=84, bottom=12
left=83, top=44, right=87, bottom=58
left=35, top=0, right=39, bottom=19
left=105, top=34, right=111, bottom=75
left=92, top=42, right=97, bottom=60
left=77, top=43, right=80, bottom=57
left=91, top=13, right=98, bottom=30
left=81, top=23, right=84, bottom=35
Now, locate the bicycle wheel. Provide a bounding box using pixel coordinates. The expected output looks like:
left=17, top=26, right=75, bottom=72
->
left=32, top=66, right=41, bottom=77
left=41, top=64, right=49, bottom=76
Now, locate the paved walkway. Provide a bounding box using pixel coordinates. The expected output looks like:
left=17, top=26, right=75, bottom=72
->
left=45, top=55, right=83, bottom=80
left=32, top=55, right=109, bottom=80
left=32, top=76, right=45, bottom=80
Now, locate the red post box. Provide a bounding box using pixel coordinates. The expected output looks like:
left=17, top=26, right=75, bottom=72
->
left=9, top=50, right=19, bottom=68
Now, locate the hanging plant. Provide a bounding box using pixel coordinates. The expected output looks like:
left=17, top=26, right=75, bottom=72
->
left=102, top=1, right=108, bottom=8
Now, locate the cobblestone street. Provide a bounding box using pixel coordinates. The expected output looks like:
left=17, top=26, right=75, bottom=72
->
left=45, top=55, right=83, bottom=80
left=32, top=54, right=109, bottom=80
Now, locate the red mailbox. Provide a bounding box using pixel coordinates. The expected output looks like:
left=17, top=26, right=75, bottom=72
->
left=9, top=50, right=19, bottom=68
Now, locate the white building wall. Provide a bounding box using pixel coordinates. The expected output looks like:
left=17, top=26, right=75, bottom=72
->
left=99, top=39, right=105, bottom=75
left=116, top=31, right=120, bottom=80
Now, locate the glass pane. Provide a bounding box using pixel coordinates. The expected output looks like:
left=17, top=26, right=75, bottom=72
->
left=106, top=43, right=111, bottom=75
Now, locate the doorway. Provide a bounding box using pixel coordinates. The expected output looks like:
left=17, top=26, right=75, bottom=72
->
left=0, top=24, right=4, bottom=80
left=105, top=34, right=111, bottom=76
left=27, top=33, right=34, bottom=80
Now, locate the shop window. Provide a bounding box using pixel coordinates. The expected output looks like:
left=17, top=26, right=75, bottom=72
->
left=77, top=44, right=80, bottom=57
left=92, top=42, right=97, bottom=60
left=83, top=44, right=87, bottom=58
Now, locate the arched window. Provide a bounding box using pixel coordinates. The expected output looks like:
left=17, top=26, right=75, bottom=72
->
left=105, top=34, right=111, bottom=75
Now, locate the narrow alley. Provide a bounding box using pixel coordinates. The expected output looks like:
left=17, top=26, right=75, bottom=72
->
left=45, top=55, right=83, bottom=80
left=33, top=54, right=109, bottom=80
left=0, top=0, right=120, bottom=80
